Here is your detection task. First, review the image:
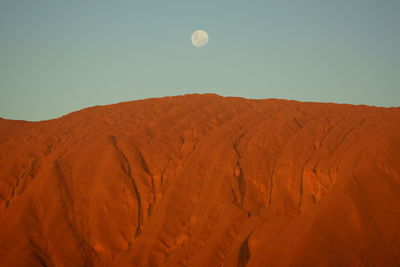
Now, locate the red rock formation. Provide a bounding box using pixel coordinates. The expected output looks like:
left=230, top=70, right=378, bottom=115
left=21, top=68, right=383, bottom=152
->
left=0, top=94, right=399, bottom=266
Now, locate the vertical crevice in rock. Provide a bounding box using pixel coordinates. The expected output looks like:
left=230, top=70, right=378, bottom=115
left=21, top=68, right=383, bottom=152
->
left=5, top=160, right=33, bottom=209
left=29, top=237, right=54, bottom=267
left=109, top=135, right=142, bottom=238
left=232, top=132, right=246, bottom=208
left=137, top=149, right=152, bottom=177
left=29, top=159, right=39, bottom=179
left=234, top=162, right=246, bottom=208
left=269, top=158, right=278, bottom=206
left=237, top=233, right=252, bottom=267
left=298, top=157, right=310, bottom=213
left=232, top=133, right=245, bottom=159
left=54, top=156, right=96, bottom=266
left=298, top=131, right=317, bottom=214
left=137, top=149, right=156, bottom=204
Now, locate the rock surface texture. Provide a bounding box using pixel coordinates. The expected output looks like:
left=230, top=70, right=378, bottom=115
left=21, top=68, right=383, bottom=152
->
left=0, top=94, right=399, bottom=266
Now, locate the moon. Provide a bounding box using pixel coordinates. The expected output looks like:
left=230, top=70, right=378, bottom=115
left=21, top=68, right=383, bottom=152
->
left=191, top=30, right=209, bottom=48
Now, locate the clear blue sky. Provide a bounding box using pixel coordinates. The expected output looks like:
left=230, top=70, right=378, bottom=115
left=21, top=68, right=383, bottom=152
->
left=1, top=0, right=399, bottom=121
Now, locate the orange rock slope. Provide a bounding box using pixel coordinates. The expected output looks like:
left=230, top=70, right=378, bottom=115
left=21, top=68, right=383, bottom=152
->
left=0, top=94, right=399, bottom=266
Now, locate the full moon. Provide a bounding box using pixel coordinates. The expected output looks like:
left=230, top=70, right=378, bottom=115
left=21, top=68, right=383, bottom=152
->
left=191, top=30, right=209, bottom=48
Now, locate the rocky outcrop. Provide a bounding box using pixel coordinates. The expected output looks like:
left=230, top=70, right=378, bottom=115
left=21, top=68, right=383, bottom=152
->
left=0, top=94, right=399, bottom=266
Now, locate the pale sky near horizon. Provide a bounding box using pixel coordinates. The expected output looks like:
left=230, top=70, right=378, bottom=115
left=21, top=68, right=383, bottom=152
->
left=1, top=0, right=399, bottom=121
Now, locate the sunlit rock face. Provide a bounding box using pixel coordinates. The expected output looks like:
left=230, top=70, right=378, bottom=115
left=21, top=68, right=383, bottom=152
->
left=0, top=94, right=399, bottom=266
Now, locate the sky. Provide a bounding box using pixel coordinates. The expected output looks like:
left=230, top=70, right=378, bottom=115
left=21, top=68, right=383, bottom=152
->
left=1, top=0, right=399, bottom=121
